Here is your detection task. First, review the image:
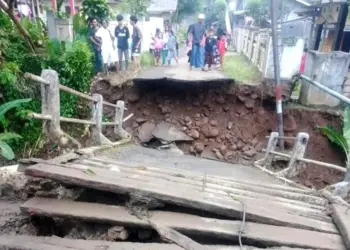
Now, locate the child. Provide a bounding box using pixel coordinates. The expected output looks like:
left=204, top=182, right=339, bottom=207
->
left=166, top=30, right=177, bottom=66
left=153, top=32, right=164, bottom=66
left=203, top=29, right=216, bottom=71
left=218, top=34, right=226, bottom=71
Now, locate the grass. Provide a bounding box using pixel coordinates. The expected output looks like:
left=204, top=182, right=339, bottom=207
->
left=140, top=52, right=155, bottom=69
left=223, top=54, right=261, bottom=84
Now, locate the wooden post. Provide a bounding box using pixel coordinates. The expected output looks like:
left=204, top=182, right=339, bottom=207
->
left=91, top=94, right=103, bottom=145
left=41, top=70, right=61, bottom=137
left=277, top=132, right=309, bottom=178
left=114, top=100, right=129, bottom=139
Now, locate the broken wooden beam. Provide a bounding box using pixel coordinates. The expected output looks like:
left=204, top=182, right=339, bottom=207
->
left=331, top=204, right=350, bottom=249
left=24, top=163, right=336, bottom=234
left=0, top=235, right=317, bottom=250
left=20, top=197, right=344, bottom=250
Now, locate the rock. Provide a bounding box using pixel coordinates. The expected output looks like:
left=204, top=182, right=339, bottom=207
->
left=224, top=151, right=234, bottom=160
left=204, top=109, right=210, bottom=117
left=230, top=144, right=237, bottom=151
left=195, top=121, right=201, bottom=127
left=236, top=140, right=244, bottom=150
left=152, top=122, right=193, bottom=142
left=216, top=138, right=222, bottom=143
left=213, top=149, right=224, bottom=160
left=189, top=146, right=196, bottom=154
left=210, top=120, right=218, bottom=126
left=244, top=148, right=257, bottom=158
left=193, top=101, right=200, bottom=107
left=142, top=109, right=150, bottom=117
left=202, top=125, right=219, bottom=138
left=165, top=118, right=171, bottom=123
left=194, top=142, right=205, bottom=153
left=250, top=93, right=259, bottom=99
left=219, top=145, right=227, bottom=155
left=189, top=129, right=200, bottom=139
left=110, top=90, right=124, bottom=102
left=203, top=117, right=209, bottom=124
left=242, top=145, right=251, bottom=152
left=195, top=113, right=201, bottom=119
left=138, top=122, right=156, bottom=143
left=132, top=122, right=139, bottom=129
left=237, top=95, right=246, bottom=102
left=126, top=91, right=141, bottom=103
left=251, top=138, right=259, bottom=147
left=284, top=114, right=297, bottom=132
left=225, top=133, right=231, bottom=139
left=201, top=148, right=216, bottom=159
left=136, top=118, right=147, bottom=124
left=227, top=122, right=233, bottom=130
left=284, top=133, right=294, bottom=148
left=160, top=106, right=172, bottom=114
left=107, top=226, right=129, bottom=241
left=255, top=142, right=264, bottom=152
left=184, top=116, right=191, bottom=123
left=244, top=98, right=255, bottom=109
left=223, top=106, right=230, bottom=112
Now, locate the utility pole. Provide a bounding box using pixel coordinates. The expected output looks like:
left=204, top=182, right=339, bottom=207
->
left=270, top=0, right=284, bottom=149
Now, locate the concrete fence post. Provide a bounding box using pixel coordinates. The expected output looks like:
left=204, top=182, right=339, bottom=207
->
left=114, top=100, right=129, bottom=139
left=41, top=70, right=61, bottom=137
left=262, top=132, right=279, bottom=168
left=91, top=93, right=103, bottom=145
left=277, top=132, right=309, bottom=178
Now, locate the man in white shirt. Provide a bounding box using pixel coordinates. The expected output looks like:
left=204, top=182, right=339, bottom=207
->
left=96, top=20, right=118, bottom=76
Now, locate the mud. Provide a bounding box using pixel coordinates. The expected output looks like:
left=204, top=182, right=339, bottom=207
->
left=92, top=79, right=344, bottom=189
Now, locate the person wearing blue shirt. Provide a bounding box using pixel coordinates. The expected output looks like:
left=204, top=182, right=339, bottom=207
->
left=115, top=15, right=130, bottom=71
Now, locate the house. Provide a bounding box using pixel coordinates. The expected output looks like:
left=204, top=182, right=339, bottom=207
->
left=147, top=0, right=178, bottom=23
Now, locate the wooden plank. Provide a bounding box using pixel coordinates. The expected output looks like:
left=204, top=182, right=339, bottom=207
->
left=331, top=204, right=350, bottom=248
left=21, top=197, right=344, bottom=250
left=0, top=235, right=316, bottom=250
left=150, top=222, right=204, bottom=250
left=90, top=157, right=322, bottom=200
left=25, top=164, right=338, bottom=234
left=78, top=159, right=328, bottom=213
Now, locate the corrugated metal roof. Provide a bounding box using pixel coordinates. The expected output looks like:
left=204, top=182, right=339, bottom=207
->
left=147, top=0, right=178, bottom=14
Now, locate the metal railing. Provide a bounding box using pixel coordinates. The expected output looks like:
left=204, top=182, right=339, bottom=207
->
left=24, top=70, right=133, bottom=148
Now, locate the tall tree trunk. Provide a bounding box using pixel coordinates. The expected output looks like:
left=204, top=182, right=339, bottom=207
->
left=0, top=0, right=36, bottom=53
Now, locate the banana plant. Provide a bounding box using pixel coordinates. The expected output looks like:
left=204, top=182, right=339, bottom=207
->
left=318, top=107, right=350, bottom=181
left=0, top=98, right=31, bottom=160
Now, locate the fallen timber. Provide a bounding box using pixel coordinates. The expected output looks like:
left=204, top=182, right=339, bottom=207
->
left=21, top=197, right=345, bottom=250
left=25, top=162, right=337, bottom=234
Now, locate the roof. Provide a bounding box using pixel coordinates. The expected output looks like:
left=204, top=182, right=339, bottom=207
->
left=147, top=0, right=178, bottom=14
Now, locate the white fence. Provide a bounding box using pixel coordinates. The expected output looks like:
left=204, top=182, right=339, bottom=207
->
left=232, top=27, right=305, bottom=80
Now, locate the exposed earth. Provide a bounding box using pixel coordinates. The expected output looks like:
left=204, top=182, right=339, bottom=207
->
left=91, top=77, right=345, bottom=189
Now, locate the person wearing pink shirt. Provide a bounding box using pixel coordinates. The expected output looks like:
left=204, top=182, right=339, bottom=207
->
left=153, top=33, right=165, bottom=66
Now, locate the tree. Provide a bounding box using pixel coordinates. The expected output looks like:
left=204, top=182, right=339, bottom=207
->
left=0, top=1, right=35, bottom=52
left=82, top=0, right=109, bottom=21
left=173, top=0, right=203, bottom=23
left=118, top=0, right=151, bottom=17
left=245, top=0, right=291, bottom=27
left=205, top=0, right=227, bottom=28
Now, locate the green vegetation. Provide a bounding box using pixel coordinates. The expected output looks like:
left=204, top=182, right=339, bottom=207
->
left=0, top=99, right=31, bottom=160
left=223, top=54, right=261, bottom=84
left=0, top=9, right=94, bottom=160
left=173, top=0, right=203, bottom=23
left=82, top=0, right=110, bottom=21
left=318, top=107, right=350, bottom=170
left=205, top=0, right=227, bottom=28
left=118, top=0, right=151, bottom=17
left=140, top=52, right=155, bottom=69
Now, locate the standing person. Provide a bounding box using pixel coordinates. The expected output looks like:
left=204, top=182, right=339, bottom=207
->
left=166, top=30, right=177, bottom=66
left=96, top=20, right=118, bottom=76
left=218, top=33, right=226, bottom=71
left=130, top=15, right=142, bottom=72
left=162, top=26, right=170, bottom=65
left=88, top=18, right=102, bottom=74
left=189, top=14, right=206, bottom=70
left=115, top=14, right=130, bottom=72
left=153, top=32, right=164, bottom=66
left=203, top=28, right=216, bottom=71
left=186, top=24, right=194, bottom=64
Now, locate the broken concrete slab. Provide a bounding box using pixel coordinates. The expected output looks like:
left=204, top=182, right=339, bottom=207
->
left=331, top=204, right=350, bottom=248
left=152, top=122, right=193, bottom=142
left=138, top=122, right=156, bottom=143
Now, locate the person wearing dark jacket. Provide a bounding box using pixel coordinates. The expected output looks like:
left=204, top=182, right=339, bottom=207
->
left=203, top=28, right=216, bottom=71
left=115, top=14, right=130, bottom=71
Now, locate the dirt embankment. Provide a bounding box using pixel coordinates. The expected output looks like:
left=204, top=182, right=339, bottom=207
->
left=92, top=79, right=344, bottom=189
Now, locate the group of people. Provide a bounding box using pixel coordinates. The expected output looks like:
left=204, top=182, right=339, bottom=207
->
left=150, top=27, right=179, bottom=66
left=187, top=14, right=226, bottom=71
left=88, top=15, right=142, bottom=75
